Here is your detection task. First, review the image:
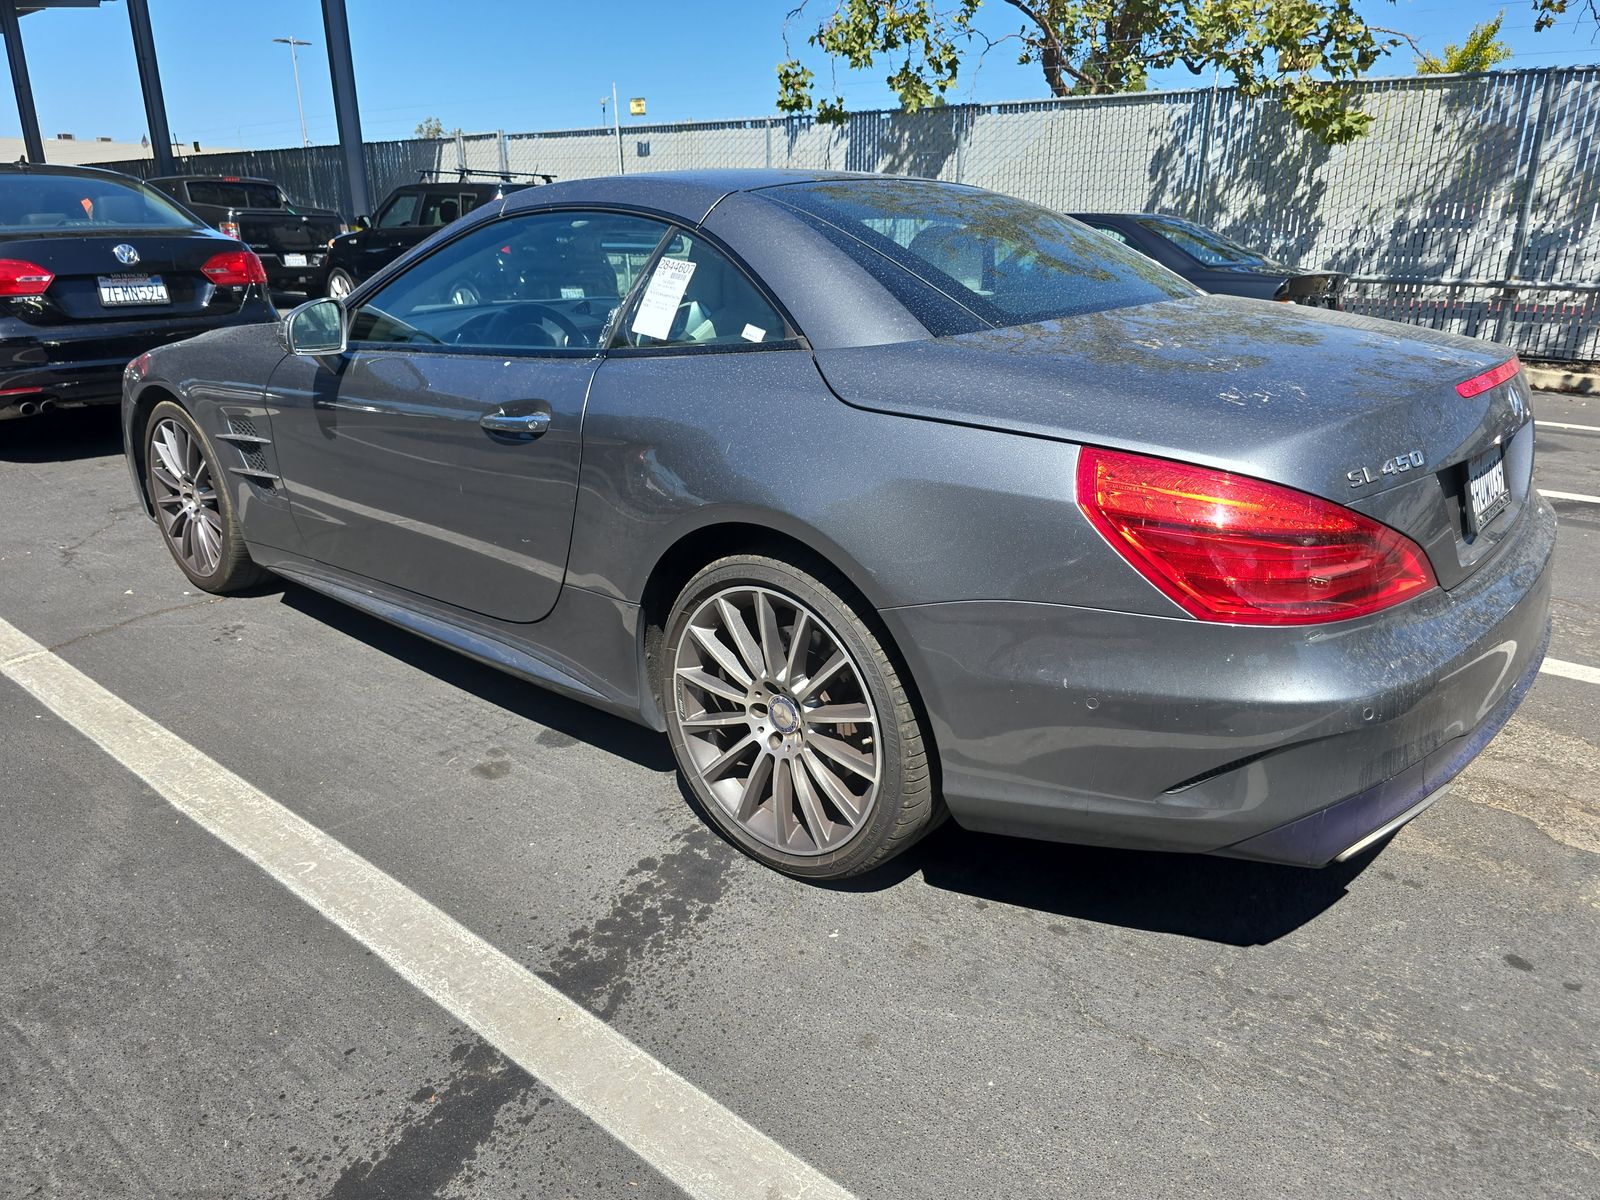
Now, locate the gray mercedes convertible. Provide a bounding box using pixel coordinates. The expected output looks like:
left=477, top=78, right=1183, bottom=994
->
left=122, top=170, right=1554, bottom=880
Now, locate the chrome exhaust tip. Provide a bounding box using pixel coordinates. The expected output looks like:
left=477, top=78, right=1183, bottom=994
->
left=38, top=399, right=55, bottom=414
left=17, top=401, right=39, bottom=417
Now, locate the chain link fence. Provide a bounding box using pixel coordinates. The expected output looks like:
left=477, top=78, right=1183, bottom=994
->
left=94, top=68, right=1600, bottom=362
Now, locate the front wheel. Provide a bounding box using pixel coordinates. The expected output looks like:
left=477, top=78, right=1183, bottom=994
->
left=662, top=554, right=940, bottom=879
left=325, top=268, right=356, bottom=300
left=144, top=401, right=266, bottom=594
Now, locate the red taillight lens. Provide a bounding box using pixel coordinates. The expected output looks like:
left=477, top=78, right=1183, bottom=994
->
left=201, top=248, right=267, bottom=287
left=219, top=220, right=241, bottom=240
left=1456, top=356, right=1520, bottom=398
left=0, top=258, right=55, bottom=297
left=1077, top=448, right=1437, bottom=626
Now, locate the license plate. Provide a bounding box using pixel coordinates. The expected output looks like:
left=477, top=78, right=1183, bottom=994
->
left=282, top=253, right=308, bottom=268
left=1466, top=446, right=1510, bottom=533
left=97, top=275, right=169, bottom=307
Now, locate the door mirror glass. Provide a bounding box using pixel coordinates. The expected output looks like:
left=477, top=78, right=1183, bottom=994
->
left=353, top=214, right=370, bottom=230
left=284, top=297, right=347, bottom=355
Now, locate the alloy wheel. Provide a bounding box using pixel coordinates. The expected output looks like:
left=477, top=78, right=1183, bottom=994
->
left=673, top=585, right=882, bottom=856
left=327, top=271, right=352, bottom=300
left=149, top=418, right=224, bottom=577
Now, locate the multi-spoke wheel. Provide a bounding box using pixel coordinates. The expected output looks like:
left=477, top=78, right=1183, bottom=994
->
left=144, top=401, right=265, bottom=594
left=326, top=268, right=355, bottom=301
left=663, top=555, right=940, bottom=878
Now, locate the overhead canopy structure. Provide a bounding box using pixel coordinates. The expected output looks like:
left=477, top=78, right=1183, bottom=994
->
left=0, top=0, right=369, bottom=215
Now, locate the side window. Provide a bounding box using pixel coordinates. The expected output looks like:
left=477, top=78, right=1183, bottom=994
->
left=618, top=232, right=792, bottom=349
left=459, top=192, right=483, bottom=216
left=1086, top=223, right=1132, bottom=247
left=417, top=191, right=465, bottom=227
left=348, top=209, right=671, bottom=354
left=374, top=192, right=419, bottom=228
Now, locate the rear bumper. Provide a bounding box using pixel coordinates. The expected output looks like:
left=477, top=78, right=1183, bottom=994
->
left=2, top=299, right=273, bottom=418
left=880, top=494, right=1557, bottom=866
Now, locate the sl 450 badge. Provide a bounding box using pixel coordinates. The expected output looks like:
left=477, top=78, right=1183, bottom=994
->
left=1348, top=450, right=1425, bottom=488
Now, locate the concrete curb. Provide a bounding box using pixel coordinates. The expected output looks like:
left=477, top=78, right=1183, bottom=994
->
left=1526, top=363, right=1600, bottom=395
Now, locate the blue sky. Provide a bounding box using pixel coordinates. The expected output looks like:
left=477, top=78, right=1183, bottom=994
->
left=4, top=0, right=1600, bottom=150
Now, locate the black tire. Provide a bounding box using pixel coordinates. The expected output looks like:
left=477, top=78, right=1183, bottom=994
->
left=144, top=401, right=267, bottom=595
left=662, top=553, right=941, bottom=880
left=325, top=267, right=356, bottom=300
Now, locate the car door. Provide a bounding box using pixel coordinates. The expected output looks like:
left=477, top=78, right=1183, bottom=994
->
left=352, top=190, right=424, bottom=278
left=266, top=206, right=672, bottom=624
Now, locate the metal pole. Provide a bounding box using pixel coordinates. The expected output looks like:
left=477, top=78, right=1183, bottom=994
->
left=125, top=0, right=175, bottom=175
left=613, top=81, right=624, bottom=174
left=1495, top=68, right=1560, bottom=344
left=497, top=129, right=510, bottom=177
left=320, top=0, right=369, bottom=220
left=0, top=1, right=43, bottom=163
left=273, top=37, right=313, bottom=148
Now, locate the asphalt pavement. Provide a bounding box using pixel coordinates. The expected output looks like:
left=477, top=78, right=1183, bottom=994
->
left=1, top=394, right=1596, bottom=1199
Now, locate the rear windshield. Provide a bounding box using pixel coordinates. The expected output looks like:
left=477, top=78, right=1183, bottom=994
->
left=184, top=180, right=285, bottom=209
left=0, top=172, right=201, bottom=233
left=1137, top=216, right=1274, bottom=268
left=768, top=179, right=1194, bottom=334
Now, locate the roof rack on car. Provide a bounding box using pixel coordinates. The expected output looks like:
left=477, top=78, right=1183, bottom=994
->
left=416, top=167, right=556, bottom=185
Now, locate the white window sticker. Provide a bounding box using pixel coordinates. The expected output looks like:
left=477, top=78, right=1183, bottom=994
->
left=630, top=258, right=697, bottom=340
left=559, top=286, right=585, bottom=299
left=740, top=324, right=767, bottom=343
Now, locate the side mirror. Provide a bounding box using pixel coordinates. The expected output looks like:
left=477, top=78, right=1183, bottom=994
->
left=284, top=296, right=347, bottom=356
left=353, top=214, right=370, bottom=230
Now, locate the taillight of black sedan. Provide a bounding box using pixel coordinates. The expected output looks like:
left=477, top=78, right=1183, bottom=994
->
left=1, top=162, right=274, bottom=424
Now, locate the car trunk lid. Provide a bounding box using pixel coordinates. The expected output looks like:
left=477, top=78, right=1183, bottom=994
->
left=813, top=294, right=1532, bottom=588
left=2, top=231, right=251, bottom=324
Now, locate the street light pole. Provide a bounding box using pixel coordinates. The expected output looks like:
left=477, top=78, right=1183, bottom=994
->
left=273, top=36, right=313, bottom=147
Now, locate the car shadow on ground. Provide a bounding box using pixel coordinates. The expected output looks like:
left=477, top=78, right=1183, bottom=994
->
left=0, top=407, right=123, bottom=463
left=844, top=820, right=1380, bottom=947
left=281, top=580, right=1372, bottom=946
left=279, top=586, right=677, bottom=773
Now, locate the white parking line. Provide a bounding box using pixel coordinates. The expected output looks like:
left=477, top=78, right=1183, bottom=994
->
left=0, top=616, right=853, bottom=1200
left=1539, top=420, right=1600, bottom=433
left=1542, top=657, right=1600, bottom=687
left=1540, top=490, right=1600, bottom=505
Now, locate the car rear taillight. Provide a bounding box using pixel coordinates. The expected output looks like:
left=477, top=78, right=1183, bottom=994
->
left=201, top=248, right=267, bottom=287
left=219, top=220, right=241, bottom=240
left=1456, top=356, right=1520, bottom=398
left=1077, top=448, right=1437, bottom=625
left=0, top=258, right=55, bottom=297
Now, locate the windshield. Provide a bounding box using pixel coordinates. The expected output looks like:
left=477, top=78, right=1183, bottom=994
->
left=770, top=179, right=1194, bottom=333
left=0, top=172, right=203, bottom=234
left=375, top=192, right=420, bottom=228
left=1137, top=217, right=1277, bottom=268
left=185, top=180, right=285, bottom=209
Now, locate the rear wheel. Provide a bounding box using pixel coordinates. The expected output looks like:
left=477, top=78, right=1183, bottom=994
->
left=145, top=401, right=266, bottom=594
left=326, top=268, right=356, bottom=300
left=662, top=554, right=939, bottom=879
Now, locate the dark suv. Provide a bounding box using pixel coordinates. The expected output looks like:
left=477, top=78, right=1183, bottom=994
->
left=319, top=172, right=548, bottom=299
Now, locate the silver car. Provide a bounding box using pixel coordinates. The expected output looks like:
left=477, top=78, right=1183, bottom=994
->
left=122, top=170, right=1555, bottom=879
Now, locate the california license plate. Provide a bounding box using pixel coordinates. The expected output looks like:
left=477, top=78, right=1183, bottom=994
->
left=1466, top=445, right=1510, bottom=533
left=282, top=253, right=308, bottom=267
left=97, top=274, right=169, bottom=306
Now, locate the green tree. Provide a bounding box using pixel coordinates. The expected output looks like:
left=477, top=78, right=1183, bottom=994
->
left=414, top=116, right=445, bottom=139
left=1415, top=13, right=1513, bottom=74
left=777, top=1, right=1597, bottom=145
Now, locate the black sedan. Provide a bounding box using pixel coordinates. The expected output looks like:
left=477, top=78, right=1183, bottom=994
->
left=1071, top=211, right=1345, bottom=308
left=1, top=163, right=274, bottom=423
left=122, top=170, right=1550, bottom=881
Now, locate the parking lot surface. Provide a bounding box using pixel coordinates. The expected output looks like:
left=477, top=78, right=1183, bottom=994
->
left=2, top=396, right=1597, bottom=1199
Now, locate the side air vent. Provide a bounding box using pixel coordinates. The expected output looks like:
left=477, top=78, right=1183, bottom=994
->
left=218, top=409, right=280, bottom=492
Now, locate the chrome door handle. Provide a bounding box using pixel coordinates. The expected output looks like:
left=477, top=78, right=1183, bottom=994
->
left=480, top=409, right=551, bottom=438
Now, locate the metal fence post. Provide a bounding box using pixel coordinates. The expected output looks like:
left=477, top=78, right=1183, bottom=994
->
left=765, top=117, right=773, bottom=169
left=1495, top=68, right=1560, bottom=344
left=952, top=105, right=965, bottom=184
left=497, top=129, right=510, bottom=177
left=1194, top=79, right=1218, bottom=224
